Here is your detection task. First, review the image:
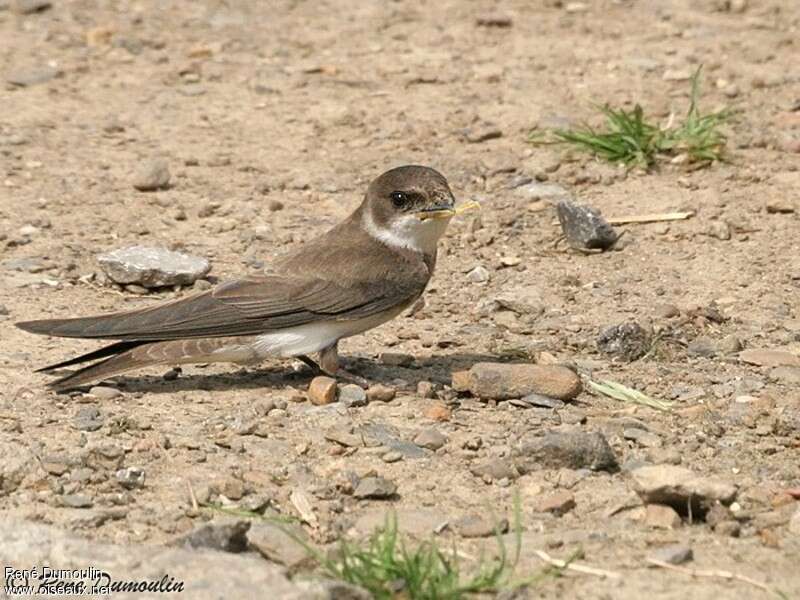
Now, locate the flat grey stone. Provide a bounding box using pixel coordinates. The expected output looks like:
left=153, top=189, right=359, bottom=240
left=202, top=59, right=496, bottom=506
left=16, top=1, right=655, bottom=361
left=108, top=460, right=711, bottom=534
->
left=557, top=199, right=618, bottom=251
left=132, top=158, right=171, bottom=191
left=97, top=245, right=210, bottom=288
left=6, top=65, right=59, bottom=86
left=516, top=431, right=618, bottom=473
left=648, top=544, right=693, bottom=565
left=353, top=476, right=396, bottom=499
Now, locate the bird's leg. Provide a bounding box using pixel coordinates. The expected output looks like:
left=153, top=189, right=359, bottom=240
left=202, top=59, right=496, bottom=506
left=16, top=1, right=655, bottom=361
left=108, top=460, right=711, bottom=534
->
left=297, top=354, right=323, bottom=374
left=318, top=342, right=370, bottom=389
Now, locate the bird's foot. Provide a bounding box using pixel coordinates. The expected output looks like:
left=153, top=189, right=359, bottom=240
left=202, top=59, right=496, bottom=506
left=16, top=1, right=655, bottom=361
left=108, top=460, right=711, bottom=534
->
left=297, top=353, right=370, bottom=388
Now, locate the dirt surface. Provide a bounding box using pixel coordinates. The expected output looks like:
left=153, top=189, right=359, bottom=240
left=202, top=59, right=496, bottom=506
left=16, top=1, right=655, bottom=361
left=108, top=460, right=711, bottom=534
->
left=2, top=0, right=799, bottom=598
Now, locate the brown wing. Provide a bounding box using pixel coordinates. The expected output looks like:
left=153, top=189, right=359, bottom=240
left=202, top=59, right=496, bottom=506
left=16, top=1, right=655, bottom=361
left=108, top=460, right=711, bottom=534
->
left=16, top=274, right=422, bottom=341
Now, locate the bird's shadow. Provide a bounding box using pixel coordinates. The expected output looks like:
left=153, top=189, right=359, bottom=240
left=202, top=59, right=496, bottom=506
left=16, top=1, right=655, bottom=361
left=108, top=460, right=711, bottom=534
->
left=59, top=352, right=507, bottom=396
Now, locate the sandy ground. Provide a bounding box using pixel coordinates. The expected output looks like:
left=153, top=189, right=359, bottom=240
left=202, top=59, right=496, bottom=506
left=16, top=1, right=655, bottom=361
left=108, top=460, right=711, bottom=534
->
left=1, top=0, right=799, bottom=598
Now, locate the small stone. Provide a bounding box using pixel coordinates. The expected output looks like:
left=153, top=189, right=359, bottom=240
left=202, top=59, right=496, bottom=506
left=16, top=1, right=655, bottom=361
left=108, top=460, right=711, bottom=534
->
left=73, top=407, right=103, bottom=432
left=248, top=521, right=311, bottom=569
left=765, top=199, right=796, bottom=214
left=707, top=220, right=731, bottom=240
left=717, top=334, right=743, bottom=354
left=423, top=402, right=451, bottom=422
left=516, top=431, right=618, bottom=473
left=353, top=476, right=396, bottom=499
left=687, top=337, right=717, bottom=358
left=556, top=199, right=618, bottom=251
left=645, top=504, right=682, bottom=529
left=628, top=465, right=737, bottom=517
left=173, top=521, right=250, bottom=553
left=648, top=544, right=693, bottom=565
left=739, top=349, right=800, bottom=368
left=597, top=322, right=650, bottom=362
left=61, top=494, right=93, bottom=509
left=623, top=428, right=662, bottom=448
left=308, top=376, right=337, bottom=405
left=467, top=362, right=581, bottom=400
left=464, top=124, right=502, bottom=144
left=663, top=68, right=692, bottom=82
left=132, top=158, right=171, bottom=191
left=379, top=352, right=414, bottom=367
left=534, top=491, right=576, bottom=515
left=453, top=515, right=509, bottom=538
left=115, top=466, right=146, bottom=489
left=414, top=428, right=447, bottom=450
left=470, top=459, right=519, bottom=481
left=268, top=199, right=284, bottom=211
left=564, top=1, right=588, bottom=12
left=88, top=385, right=123, bottom=400
left=499, top=255, right=522, bottom=267
left=324, top=428, right=361, bottom=448
left=98, top=246, right=210, bottom=288
left=6, top=65, right=59, bottom=87
left=12, top=0, right=51, bottom=13
left=366, top=384, right=396, bottom=403
left=516, top=393, right=565, bottom=409
left=715, top=520, right=741, bottom=537
left=339, top=384, right=367, bottom=407
left=381, top=451, right=403, bottom=463
left=654, top=304, right=680, bottom=319
left=475, top=13, right=513, bottom=27
left=416, top=381, right=436, bottom=398
left=769, top=366, right=800, bottom=385
left=467, top=265, right=490, bottom=283
left=451, top=370, right=471, bottom=392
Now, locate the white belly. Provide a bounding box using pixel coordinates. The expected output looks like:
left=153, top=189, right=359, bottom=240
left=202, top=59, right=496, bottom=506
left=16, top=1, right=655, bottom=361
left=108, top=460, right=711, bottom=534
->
left=251, top=307, right=405, bottom=358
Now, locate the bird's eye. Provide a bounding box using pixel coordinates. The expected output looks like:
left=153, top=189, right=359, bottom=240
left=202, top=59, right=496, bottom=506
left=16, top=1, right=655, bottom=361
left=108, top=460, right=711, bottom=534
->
left=390, top=191, right=408, bottom=208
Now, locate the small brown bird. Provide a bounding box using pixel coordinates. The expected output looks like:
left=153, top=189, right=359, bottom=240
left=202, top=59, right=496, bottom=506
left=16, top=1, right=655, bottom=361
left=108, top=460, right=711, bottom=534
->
left=17, top=165, right=458, bottom=391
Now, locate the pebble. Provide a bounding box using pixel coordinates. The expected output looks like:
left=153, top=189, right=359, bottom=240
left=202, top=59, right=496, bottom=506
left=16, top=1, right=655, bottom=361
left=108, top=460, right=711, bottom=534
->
left=556, top=199, right=618, bottom=251
left=514, top=393, right=565, bottom=409
left=645, top=504, right=682, bottom=529
left=597, top=322, right=650, bottom=362
left=381, top=451, right=402, bottom=463
left=97, top=246, right=210, bottom=288
left=663, top=68, right=692, bottom=82
left=61, top=494, right=93, bottom=509
left=534, top=491, right=576, bottom=516
left=715, top=520, right=741, bottom=537
left=467, top=265, right=490, bottom=283
left=707, top=220, right=731, bottom=240
left=516, top=431, right=618, bottom=473
left=453, top=514, right=509, bottom=538
left=648, top=544, right=693, bottom=565
left=628, top=465, right=737, bottom=516
left=366, top=384, right=396, bottom=403
left=353, top=476, right=396, bottom=499
left=423, top=401, right=451, bottom=421
left=339, top=384, right=367, bottom=407
left=248, top=521, right=311, bottom=569
left=413, top=428, right=447, bottom=451
left=470, top=459, right=519, bottom=481
left=379, top=352, right=414, bottom=367
left=466, top=362, right=582, bottom=400
left=308, top=376, right=337, bottom=405
left=769, top=366, right=800, bottom=385
left=88, top=385, right=123, bottom=400
left=416, top=381, right=436, bottom=398
left=765, top=199, right=796, bottom=214
left=623, top=428, right=662, bottom=448
left=132, top=159, right=171, bottom=191
left=173, top=521, right=250, bottom=553
left=12, top=0, right=51, bottom=13
left=463, top=124, right=502, bottom=144
left=73, top=407, right=103, bottom=432
left=451, top=370, right=471, bottom=392
left=475, top=13, right=513, bottom=27
left=717, top=334, right=743, bottom=354
left=654, top=304, right=680, bottom=319
left=6, top=65, right=59, bottom=87
left=115, top=466, right=146, bottom=490
left=739, top=349, right=800, bottom=368
left=687, top=337, right=717, bottom=358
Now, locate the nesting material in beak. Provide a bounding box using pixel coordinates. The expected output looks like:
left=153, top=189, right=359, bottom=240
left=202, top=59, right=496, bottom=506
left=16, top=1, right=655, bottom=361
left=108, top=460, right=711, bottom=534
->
left=416, top=200, right=481, bottom=221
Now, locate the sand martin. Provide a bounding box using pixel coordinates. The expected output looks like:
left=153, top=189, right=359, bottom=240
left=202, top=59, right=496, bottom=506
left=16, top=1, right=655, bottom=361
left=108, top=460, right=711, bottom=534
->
left=17, top=165, right=459, bottom=391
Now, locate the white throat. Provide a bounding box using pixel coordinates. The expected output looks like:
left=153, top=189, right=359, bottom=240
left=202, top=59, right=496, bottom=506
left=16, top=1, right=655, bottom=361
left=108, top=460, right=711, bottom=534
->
left=362, top=210, right=450, bottom=255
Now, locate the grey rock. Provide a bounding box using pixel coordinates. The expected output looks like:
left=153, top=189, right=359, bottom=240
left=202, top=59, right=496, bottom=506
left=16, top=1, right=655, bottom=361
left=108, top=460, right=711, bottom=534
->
left=0, top=518, right=311, bottom=599
left=0, top=442, right=36, bottom=496
left=515, top=393, right=565, bottom=409
left=248, top=521, right=311, bottom=569
left=464, top=124, right=502, bottom=143
left=597, top=322, right=650, bottom=362
left=353, top=476, right=397, bottom=499
left=88, top=385, right=123, bottom=400
left=339, top=384, right=367, bottom=407
left=452, top=514, right=509, bottom=538
left=769, top=366, right=800, bottom=385
left=516, top=431, right=618, bottom=473
left=648, top=544, right=693, bottom=565
left=2, top=257, right=45, bottom=272
left=556, top=199, right=618, bottom=251
left=623, top=428, right=662, bottom=448
left=358, top=424, right=425, bottom=458
left=116, top=466, right=146, bottom=489
left=379, top=352, right=414, bottom=367
left=687, top=337, right=717, bottom=358
left=87, top=443, right=125, bottom=471
left=98, top=245, right=210, bottom=288
left=413, top=428, right=447, bottom=450
left=172, top=520, right=250, bottom=553
left=628, top=465, right=737, bottom=517
left=6, top=65, right=59, bottom=86
left=12, top=0, right=51, bottom=13
left=73, top=407, right=103, bottom=432
left=61, top=494, right=93, bottom=509
left=467, top=265, right=490, bottom=283
left=470, top=458, right=519, bottom=481
left=132, top=158, right=171, bottom=191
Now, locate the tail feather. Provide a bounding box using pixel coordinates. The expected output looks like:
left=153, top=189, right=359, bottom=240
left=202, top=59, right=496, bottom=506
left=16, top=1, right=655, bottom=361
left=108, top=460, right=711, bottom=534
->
left=36, top=341, right=147, bottom=373
left=49, top=350, right=154, bottom=391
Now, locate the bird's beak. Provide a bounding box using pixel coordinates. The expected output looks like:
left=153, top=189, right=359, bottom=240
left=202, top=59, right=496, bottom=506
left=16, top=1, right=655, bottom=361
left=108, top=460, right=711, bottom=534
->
left=415, top=204, right=456, bottom=221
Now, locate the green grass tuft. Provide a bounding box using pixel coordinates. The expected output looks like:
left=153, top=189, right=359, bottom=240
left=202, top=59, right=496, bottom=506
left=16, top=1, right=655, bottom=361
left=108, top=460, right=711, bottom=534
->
left=588, top=379, right=674, bottom=412
left=532, top=66, right=733, bottom=169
